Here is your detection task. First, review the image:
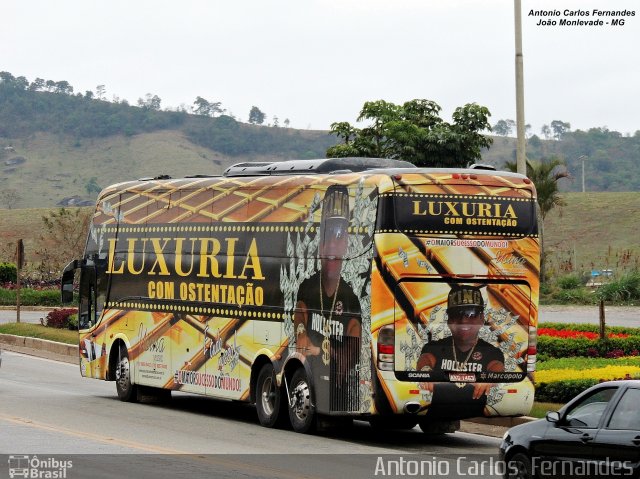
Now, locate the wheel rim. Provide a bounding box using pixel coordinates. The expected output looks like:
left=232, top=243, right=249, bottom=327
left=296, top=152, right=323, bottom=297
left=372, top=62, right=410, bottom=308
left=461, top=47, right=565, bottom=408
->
left=512, top=459, right=527, bottom=479
left=291, top=379, right=311, bottom=422
left=116, top=356, right=130, bottom=389
left=260, top=375, right=276, bottom=416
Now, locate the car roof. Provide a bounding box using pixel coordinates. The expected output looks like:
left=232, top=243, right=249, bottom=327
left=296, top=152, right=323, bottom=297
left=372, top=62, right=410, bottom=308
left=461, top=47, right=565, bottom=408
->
left=594, top=379, right=640, bottom=388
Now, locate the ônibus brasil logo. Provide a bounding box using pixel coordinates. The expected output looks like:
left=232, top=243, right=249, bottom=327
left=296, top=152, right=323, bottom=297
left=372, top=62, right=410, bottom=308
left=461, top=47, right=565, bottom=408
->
left=8, top=455, right=73, bottom=478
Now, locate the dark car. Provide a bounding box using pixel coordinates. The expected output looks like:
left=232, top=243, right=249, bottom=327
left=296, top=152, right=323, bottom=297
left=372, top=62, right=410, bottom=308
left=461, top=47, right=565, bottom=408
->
left=499, top=380, right=640, bottom=479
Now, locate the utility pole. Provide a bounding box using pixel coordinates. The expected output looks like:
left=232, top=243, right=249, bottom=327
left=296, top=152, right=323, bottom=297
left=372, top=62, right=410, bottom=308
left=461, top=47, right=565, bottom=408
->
left=578, top=155, right=588, bottom=192
left=16, top=239, right=24, bottom=323
left=514, top=0, right=527, bottom=175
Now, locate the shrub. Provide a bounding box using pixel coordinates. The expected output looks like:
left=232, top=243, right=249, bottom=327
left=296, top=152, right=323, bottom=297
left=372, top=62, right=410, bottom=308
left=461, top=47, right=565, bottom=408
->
left=66, top=313, right=78, bottom=330
left=554, top=287, right=595, bottom=304
left=535, top=379, right=599, bottom=403
left=42, top=308, right=78, bottom=329
left=597, top=272, right=640, bottom=302
left=539, top=336, right=640, bottom=358
left=0, top=288, right=62, bottom=306
left=0, top=263, right=17, bottom=283
left=557, top=274, right=583, bottom=290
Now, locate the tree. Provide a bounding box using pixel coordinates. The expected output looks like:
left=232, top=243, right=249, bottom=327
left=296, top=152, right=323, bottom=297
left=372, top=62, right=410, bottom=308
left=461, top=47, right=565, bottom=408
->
left=492, top=120, right=512, bottom=136
left=37, top=208, right=91, bottom=280
left=493, top=119, right=516, bottom=137
left=137, top=93, right=161, bottom=110
left=14, top=76, right=29, bottom=90
left=85, top=177, right=101, bottom=195
left=54, top=80, right=73, bottom=95
left=550, top=120, right=571, bottom=140
left=284, top=118, right=290, bottom=128
left=95, top=84, right=106, bottom=100
left=272, top=116, right=279, bottom=127
left=540, top=124, right=551, bottom=140
left=0, top=71, right=15, bottom=84
left=505, top=156, right=569, bottom=282
left=193, top=96, right=224, bottom=117
left=327, top=99, right=493, bottom=168
left=193, top=96, right=211, bottom=116
left=528, top=134, right=542, bottom=148
left=506, top=156, right=568, bottom=220
left=248, top=106, right=266, bottom=125
left=29, top=78, right=45, bottom=91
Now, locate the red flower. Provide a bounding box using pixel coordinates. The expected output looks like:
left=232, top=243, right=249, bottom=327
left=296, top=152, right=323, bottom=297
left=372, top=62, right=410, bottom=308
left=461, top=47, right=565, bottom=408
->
left=538, top=328, right=629, bottom=340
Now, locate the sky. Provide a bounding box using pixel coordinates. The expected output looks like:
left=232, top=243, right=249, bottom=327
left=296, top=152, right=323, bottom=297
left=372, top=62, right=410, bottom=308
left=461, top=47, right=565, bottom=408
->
left=1, top=0, right=638, bottom=135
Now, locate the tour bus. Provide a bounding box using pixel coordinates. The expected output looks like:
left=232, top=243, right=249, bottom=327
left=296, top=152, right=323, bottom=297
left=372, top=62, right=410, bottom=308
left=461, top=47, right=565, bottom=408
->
left=61, top=157, right=539, bottom=434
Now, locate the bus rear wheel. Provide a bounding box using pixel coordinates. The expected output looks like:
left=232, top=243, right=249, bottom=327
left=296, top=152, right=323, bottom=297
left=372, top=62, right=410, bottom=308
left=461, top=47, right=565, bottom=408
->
left=288, top=368, right=316, bottom=433
left=115, top=346, right=138, bottom=402
left=256, top=363, right=282, bottom=427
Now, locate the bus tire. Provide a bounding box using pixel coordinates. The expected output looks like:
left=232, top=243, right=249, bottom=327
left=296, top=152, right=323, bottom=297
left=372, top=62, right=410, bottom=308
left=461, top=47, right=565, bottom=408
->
left=256, top=363, right=282, bottom=428
left=288, top=368, right=316, bottom=433
left=115, top=346, right=138, bottom=402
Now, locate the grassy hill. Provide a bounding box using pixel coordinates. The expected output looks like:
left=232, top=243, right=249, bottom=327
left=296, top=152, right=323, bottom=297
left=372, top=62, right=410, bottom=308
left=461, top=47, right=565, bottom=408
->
left=544, top=192, right=640, bottom=276
left=2, top=131, right=244, bottom=208
left=1, top=128, right=335, bottom=209
left=1, top=74, right=638, bottom=209
left=0, top=77, right=336, bottom=208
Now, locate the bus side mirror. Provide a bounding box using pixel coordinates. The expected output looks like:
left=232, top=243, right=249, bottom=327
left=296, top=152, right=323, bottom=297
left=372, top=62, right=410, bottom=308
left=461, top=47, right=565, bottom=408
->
left=61, top=260, right=82, bottom=304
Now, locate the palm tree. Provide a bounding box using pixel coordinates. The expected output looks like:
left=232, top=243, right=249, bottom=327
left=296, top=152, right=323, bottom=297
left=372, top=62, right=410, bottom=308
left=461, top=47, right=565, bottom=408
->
left=505, top=156, right=569, bottom=282
left=505, top=156, right=569, bottom=219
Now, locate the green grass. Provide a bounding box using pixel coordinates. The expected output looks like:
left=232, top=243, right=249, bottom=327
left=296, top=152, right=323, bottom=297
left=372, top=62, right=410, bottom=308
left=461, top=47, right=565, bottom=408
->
left=538, top=357, right=640, bottom=370
left=544, top=192, right=640, bottom=275
left=0, top=322, right=77, bottom=344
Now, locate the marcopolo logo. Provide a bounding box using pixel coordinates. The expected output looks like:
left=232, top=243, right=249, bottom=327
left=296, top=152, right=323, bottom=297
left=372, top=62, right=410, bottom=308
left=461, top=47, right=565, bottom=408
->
left=8, top=455, right=73, bottom=478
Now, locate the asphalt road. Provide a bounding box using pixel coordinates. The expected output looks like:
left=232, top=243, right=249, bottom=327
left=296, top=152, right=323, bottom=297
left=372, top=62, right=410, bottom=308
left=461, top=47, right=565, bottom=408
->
left=0, top=309, right=50, bottom=324
left=1, top=305, right=637, bottom=326
left=0, top=351, right=504, bottom=479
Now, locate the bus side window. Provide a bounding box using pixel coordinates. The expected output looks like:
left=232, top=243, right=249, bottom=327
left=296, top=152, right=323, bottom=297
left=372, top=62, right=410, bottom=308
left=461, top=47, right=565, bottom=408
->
left=79, top=266, right=97, bottom=330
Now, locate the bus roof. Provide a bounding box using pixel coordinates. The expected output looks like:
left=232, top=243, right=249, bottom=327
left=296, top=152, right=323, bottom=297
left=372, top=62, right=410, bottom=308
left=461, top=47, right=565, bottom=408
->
left=101, top=158, right=534, bottom=197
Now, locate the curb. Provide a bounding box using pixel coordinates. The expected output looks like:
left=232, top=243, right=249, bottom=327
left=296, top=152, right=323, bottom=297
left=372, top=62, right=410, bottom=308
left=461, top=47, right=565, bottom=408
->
left=0, top=334, right=77, bottom=365
left=0, top=306, right=57, bottom=311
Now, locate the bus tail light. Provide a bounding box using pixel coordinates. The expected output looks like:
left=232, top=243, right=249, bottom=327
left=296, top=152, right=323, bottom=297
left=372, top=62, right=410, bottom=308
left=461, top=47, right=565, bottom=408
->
left=377, top=324, right=395, bottom=371
left=527, top=325, right=537, bottom=382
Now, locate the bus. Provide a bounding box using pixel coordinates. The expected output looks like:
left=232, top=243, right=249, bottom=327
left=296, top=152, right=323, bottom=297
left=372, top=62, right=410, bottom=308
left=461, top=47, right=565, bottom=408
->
left=61, top=157, right=539, bottom=434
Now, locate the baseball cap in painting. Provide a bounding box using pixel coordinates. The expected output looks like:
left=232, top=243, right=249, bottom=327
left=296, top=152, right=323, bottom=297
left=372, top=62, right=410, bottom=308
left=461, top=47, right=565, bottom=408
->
left=322, top=185, right=350, bottom=222
left=447, top=285, right=484, bottom=311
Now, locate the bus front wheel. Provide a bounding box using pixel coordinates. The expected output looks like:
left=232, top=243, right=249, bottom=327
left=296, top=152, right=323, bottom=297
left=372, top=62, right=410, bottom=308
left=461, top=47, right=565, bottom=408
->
left=288, top=368, right=316, bottom=433
left=256, top=363, right=282, bottom=427
left=115, top=346, right=138, bottom=402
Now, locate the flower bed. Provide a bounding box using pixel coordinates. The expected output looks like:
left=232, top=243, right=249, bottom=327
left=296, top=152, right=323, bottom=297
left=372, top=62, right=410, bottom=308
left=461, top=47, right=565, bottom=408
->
left=539, top=327, right=628, bottom=339
left=535, top=323, right=640, bottom=403
left=536, top=364, right=640, bottom=383
left=537, top=322, right=640, bottom=360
